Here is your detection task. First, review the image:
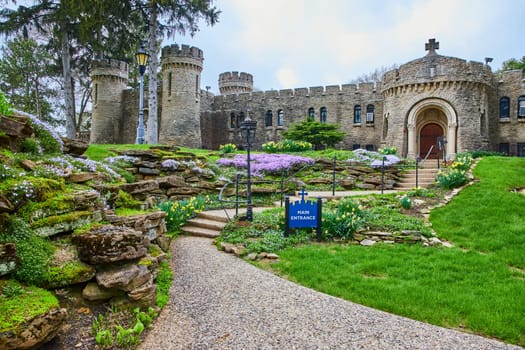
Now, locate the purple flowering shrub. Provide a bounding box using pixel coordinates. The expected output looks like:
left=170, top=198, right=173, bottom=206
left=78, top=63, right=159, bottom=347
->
left=216, top=153, right=315, bottom=177
left=14, top=109, right=63, bottom=154
left=350, top=149, right=401, bottom=168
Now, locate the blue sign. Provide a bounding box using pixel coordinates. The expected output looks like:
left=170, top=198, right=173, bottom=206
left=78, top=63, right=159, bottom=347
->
left=284, top=189, right=323, bottom=240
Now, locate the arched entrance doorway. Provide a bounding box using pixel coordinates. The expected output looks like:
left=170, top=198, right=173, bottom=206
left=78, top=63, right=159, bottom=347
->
left=406, top=98, right=457, bottom=160
left=419, top=123, right=443, bottom=159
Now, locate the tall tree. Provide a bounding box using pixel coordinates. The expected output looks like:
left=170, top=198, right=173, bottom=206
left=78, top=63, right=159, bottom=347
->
left=0, top=36, right=60, bottom=125
left=136, top=0, right=220, bottom=144
left=500, top=56, right=525, bottom=72
left=0, top=1, right=144, bottom=138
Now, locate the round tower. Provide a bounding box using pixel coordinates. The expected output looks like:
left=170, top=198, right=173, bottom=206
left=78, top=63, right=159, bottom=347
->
left=160, top=44, right=204, bottom=147
left=90, top=59, right=128, bottom=144
left=218, top=71, right=253, bottom=95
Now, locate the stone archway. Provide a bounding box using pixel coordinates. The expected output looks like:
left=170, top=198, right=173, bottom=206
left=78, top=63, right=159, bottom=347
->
left=406, top=98, right=457, bottom=160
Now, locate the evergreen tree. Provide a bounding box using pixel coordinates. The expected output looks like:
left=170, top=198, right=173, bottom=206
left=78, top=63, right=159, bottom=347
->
left=501, top=56, right=525, bottom=72
left=282, top=119, right=346, bottom=150
left=0, top=36, right=60, bottom=125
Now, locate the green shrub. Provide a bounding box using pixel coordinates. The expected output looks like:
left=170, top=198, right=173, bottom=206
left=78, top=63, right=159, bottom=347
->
left=0, top=217, right=54, bottom=285
left=399, top=195, right=412, bottom=209
left=0, top=92, right=12, bottom=116
left=379, top=146, right=397, bottom=155
left=158, top=195, right=209, bottom=234
left=219, top=143, right=237, bottom=153
left=322, top=198, right=366, bottom=240
left=20, top=138, right=42, bottom=155
left=437, top=169, right=468, bottom=189
left=262, top=139, right=312, bottom=153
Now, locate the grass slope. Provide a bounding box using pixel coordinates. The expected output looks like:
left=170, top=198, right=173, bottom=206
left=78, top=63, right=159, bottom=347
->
left=272, top=157, right=525, bottom=346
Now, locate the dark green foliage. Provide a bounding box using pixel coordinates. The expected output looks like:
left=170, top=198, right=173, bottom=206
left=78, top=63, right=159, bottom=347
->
left=20, top=138, right=41, bottom=155
left=155, top=261, right=172, bottom=308
left=0, top=217, right=54, bottom=286
left=282, top=120, right=346, bottom=150
left=500, top=56, right=525, bottom=72
left=0, top=91, right=12, bottom=116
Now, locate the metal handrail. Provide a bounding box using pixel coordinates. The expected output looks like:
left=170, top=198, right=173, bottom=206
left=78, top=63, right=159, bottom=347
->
left=421, top=145, right=435, bottom=163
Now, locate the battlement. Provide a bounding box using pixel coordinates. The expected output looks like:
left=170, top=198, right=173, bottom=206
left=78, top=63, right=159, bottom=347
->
left=216, top=83, right=381, bottom=103
left=91, top=59, right=128, bottom=80
left=218, top=71, right=254, bottom=95
left=161, top=44, right=203, bottom=60
left=219, top=71, right=253, bottom=83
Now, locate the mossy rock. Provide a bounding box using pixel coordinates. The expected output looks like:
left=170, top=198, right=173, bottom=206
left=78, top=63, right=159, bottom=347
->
left=0, top=280, right=66, bottom=349
left=43, top=243, right=95, bottom=289
left=31, top=210, right=102, bottom=237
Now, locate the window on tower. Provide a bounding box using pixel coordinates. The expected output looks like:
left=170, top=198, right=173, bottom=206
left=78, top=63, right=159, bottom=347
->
left=277, top=110, right=284, bottom=126
left=354, top=105, right=361, bottom=124
left=265, top=110, right=273, bottom=127
left=320, top=107, right=327, bottom=123
left=366, top=104, right=375, bottom=124
left=518, top=96, right=525, bottom=118
left=499, top=97, right=510, bottom=119
left=307, top=107, right=315, bottom=121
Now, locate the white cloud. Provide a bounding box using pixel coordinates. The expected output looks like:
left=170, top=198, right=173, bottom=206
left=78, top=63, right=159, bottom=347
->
left=276, top=67, right=299, bottom=88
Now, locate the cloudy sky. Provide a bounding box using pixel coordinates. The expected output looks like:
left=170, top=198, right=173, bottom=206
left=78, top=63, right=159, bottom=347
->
left=172, top=0, right=525, bottom=93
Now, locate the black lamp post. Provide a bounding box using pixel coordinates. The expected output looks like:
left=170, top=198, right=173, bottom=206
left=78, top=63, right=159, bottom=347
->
left=240, top=113, right=257, bottom=221
left=135, top=45, right=150, bottom=144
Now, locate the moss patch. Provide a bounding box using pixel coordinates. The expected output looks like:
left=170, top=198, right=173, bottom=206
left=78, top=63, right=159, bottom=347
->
left=0, top=280, right=59, bottom=333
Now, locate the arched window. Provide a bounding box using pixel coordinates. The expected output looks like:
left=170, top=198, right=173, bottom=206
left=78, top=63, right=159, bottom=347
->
left=230, top=112, right=236, bottom=128
left=366, top=104, right=375, bottom=124
left=353, top=105, right=361, bottom=124
left=500, top=97, right=510, bottom=118
left=277, top=110, right=284, bottom=126
left=518, top=96, right=525, bottom=119
left=307, top=107, right=315, bottom=121
left=320, top=107, right=327, bottom=123
left=265, top=110, right=273, bottom=127
left=237, top=111, right=245, bottom=127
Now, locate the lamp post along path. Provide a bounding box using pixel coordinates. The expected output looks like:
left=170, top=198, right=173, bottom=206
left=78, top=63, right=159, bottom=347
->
left=240, top=114, right=257, bottom=221
left=135, top=46, right=150, bottom=144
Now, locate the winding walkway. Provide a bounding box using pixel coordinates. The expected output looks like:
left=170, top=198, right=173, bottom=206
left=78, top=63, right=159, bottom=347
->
left=139, top=236, right=522, bottom=350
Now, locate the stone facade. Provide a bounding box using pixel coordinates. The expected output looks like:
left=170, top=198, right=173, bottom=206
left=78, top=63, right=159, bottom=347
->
left=90, top=39, right=525, bottom=159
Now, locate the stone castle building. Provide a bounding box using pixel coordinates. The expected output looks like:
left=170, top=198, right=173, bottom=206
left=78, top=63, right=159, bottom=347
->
left=90, top=39, right=525, bottom=159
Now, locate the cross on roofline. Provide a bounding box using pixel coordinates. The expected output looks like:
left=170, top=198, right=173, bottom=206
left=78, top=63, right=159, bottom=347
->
left=425, top=38, right=439, bottom=56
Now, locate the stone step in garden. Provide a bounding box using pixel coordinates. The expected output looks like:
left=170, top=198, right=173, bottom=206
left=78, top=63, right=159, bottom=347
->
left=181, top=225, right=221, bottom=239
left=185, top=217, right=227, bottom=231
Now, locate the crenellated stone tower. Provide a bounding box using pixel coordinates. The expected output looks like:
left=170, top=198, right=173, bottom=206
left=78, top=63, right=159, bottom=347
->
left=218, top=72, right=253, bottom=95
left=90, top=59, right=129, bottom=144
left=160, top=44, right=204, bottom=147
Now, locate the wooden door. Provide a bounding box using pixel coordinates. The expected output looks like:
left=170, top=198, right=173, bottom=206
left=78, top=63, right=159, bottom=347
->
left=419, top=123, right=443, bottom=159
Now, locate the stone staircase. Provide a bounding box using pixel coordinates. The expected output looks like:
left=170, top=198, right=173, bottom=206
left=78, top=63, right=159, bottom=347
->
left=181, top=210, right=229, bottom=238
left=395, top=159, right=440, bottom=190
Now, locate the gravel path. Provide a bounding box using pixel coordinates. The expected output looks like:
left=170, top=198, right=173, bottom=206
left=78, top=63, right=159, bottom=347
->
left=140, top=236, right=522, bottom=350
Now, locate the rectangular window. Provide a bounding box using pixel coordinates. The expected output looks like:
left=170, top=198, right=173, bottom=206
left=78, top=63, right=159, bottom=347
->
left=94, top=84, right=98, bottom=104
left=518, top=143, right=525, bottom=157
left=365, top=144, right=375, bottom=151
left=519, top=101, right=525, bottom=118
left=168, top=73, right=172, bottom=97
left=366, top=112, right=374, bottom=123
left=352, top=144, right=361, bottom=150
left=499, top=143, right=509, bottom=155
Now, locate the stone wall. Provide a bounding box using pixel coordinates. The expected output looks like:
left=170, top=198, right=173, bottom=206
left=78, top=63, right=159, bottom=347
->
left=210, top=83, right=383, bottom=151
left=494, top=70, right=525, bottom=155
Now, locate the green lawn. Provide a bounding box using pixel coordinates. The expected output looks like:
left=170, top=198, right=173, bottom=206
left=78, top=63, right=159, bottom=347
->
left=271, top=156, right=525, bottom=346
